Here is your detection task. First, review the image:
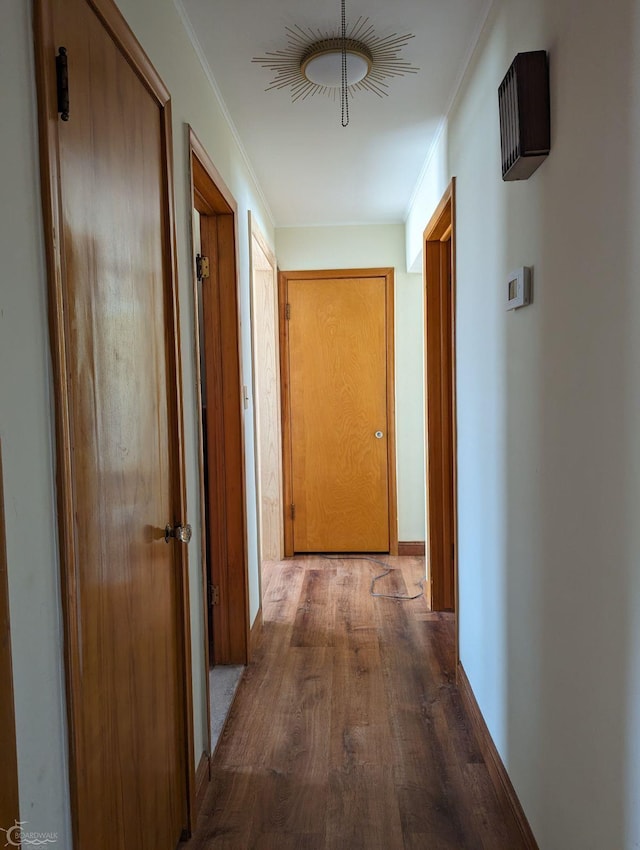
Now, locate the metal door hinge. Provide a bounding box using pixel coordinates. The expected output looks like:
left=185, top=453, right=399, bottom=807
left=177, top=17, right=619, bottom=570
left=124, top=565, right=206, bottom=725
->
left=285, top=303, right=291, bottom=320
left=196, top=254, right=210, bottom=282
left=56, top=47, right=69, bottom=122
left=290, top=503, right=295, bottom=520
left=210, top=584, right=220, bottom=606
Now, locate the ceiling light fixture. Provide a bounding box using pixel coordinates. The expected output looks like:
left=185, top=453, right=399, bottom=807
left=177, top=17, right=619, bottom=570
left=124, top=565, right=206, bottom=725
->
left=252, top=0, right=418, bottom=127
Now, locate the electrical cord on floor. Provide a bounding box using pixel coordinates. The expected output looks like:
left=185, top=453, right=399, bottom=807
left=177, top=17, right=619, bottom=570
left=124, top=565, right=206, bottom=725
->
left=321, top=553, right=426, bottom=601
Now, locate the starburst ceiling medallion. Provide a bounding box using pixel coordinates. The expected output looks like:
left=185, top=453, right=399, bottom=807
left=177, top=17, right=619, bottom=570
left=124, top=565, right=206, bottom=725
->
left=252, top=1, right=418, bottom=127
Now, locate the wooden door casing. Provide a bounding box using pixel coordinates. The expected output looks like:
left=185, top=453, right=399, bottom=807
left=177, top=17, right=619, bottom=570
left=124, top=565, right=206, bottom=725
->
left=34, top=0, right=194, bottom=846
left=424, top=180, right=458, bottom=615
left=249, top=215, right=283, bottom=569
left=280, top=269, right=398, bottom=555
left=189, top=130, right=250, bottom=670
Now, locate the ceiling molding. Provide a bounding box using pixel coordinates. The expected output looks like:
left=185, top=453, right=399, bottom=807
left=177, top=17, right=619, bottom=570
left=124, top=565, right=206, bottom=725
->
left=403, top=0, right=496, bottom=224
left=173, top=0, right=276, bottom=227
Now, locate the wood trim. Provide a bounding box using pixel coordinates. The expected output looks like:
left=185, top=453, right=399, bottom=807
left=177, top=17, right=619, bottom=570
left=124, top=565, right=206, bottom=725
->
left=187, top=133, right=212, bottom=761
left=0, top=441, right=20, bottom=833
left=188, top=129, right=250, bottom=670
left=385, top=270, right=398, bottom=556
left=33, top=0, right=83, bottom=829
left=248, top=211, right=284, bottom=593
left=450, top=182, right=460, bottom=661
left=278, top=271, right=294, bottom=557
left=279, top=268, right=397, bottom=556
left=457, top=663, right=539, bottom=849
left=162, top=96, right=197, bottom=840
left=398, top=541, right=426, bottom=556
left=189, top=131, right=238, bottom=214
left=194, top=751, right=211, bottom=816
left=34, top=1, right=194, bottom=841
left=250, top=606, right=263, bottom=657
left=423, top=180, right=458, bottom=621
left=89, top=0, right=170, bottom=104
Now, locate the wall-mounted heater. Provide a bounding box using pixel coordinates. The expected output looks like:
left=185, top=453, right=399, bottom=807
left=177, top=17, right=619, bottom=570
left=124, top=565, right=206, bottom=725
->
left=498, top=51, right=550, bottom=181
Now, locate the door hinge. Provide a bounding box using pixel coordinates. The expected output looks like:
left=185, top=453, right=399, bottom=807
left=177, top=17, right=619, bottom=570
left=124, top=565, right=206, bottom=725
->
left=285, top=303, right=291, bottom=321
left=56, top=47, right=69, bottom=122
left=209, top=584, right=220, bottom=606
left=290, top=503, right=295, bottom=520
left=196, top=254, right=210, bottom=282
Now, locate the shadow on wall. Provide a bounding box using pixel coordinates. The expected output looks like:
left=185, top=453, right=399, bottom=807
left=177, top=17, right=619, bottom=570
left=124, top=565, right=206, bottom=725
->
left=501, top=1, right=637, bottom=847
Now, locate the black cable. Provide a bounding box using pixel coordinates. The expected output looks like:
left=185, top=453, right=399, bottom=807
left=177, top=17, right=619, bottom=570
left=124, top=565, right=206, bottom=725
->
left=321, top=553, right=425, bottom=600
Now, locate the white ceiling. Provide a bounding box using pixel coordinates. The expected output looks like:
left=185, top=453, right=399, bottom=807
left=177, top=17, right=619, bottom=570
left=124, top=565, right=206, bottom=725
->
left=178, top=0, right=491, bottom=227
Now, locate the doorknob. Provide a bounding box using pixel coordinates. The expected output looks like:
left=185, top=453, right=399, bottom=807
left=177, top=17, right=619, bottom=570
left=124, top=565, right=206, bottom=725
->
left=165, top=523, right=192, bottom=544
left=375, top=431, right=384, bottom=439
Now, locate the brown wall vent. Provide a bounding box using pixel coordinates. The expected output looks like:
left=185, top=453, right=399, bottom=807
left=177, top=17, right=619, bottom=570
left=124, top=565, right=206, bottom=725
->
left=498, top=51, right=550, bottom=181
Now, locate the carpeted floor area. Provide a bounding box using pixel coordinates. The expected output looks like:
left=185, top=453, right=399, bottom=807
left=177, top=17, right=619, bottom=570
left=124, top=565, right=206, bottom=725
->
left=209, top=664, right=244, bottom=751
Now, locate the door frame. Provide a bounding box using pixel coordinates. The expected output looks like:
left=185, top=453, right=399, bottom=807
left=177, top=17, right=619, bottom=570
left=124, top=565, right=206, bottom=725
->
left=249, top=212, right=284, bottom=602
left=33, top=0, right=196, bottom=839
left=188, top=128, right=250, bottom=678
left=279, top=268, right=398, bottom=556
left=423, top=179, right=458, bottom=619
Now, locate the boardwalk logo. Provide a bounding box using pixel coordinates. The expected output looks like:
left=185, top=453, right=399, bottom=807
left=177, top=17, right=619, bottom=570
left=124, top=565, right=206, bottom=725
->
left=2, top=822, right=58, bottom=847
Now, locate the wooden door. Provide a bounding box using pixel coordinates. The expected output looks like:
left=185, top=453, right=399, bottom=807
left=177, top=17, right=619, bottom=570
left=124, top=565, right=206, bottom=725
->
left=35, top=0, right=191, bottom=847
left=250, top=216, right=283, bottom=567
left=281, top=270, right=397, bottom=553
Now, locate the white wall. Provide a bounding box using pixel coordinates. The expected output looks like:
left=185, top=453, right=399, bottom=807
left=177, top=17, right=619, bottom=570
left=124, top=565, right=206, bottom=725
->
left=405, top=126, right=450, bottom=273
left=0, top=1, right=70, bottom=840
left=0, top=0, right=273, bottom=839
left=276, top=224, right=426, bottom=543
left=432, top=0, right=640, bottom=847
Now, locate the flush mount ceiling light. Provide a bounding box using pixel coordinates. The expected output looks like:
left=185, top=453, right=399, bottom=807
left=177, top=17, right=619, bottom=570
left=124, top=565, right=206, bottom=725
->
left=252, top=0, right=418, bottom=127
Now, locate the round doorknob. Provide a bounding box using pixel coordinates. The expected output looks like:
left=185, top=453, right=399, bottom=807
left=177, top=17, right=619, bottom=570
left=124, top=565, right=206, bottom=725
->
left=375, top=431, right=384, bottom=439
left=165, top=523, right=192, bottom=544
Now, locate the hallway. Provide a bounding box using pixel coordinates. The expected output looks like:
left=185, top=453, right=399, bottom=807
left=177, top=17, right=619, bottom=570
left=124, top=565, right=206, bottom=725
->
left=186, top=556, right=527, bottom=849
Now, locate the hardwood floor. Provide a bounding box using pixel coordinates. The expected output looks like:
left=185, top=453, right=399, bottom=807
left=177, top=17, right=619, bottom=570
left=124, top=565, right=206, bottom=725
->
left=185, top=556, right=527, bottom=849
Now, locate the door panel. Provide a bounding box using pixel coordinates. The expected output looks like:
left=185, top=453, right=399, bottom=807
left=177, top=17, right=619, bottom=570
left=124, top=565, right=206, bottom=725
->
left=37, top=0, right=188, bottom=846
left=251, top=227, right=283, bottom=564
left=287, top=276, right=390, bottom=552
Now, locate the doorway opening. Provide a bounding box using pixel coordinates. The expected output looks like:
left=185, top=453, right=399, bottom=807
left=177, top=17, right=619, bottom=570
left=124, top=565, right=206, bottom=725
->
left=423, top=180, right=458, bottom=618
left=249, top=213, right=284, bottom=604
left=188, top=129, right=250, bottom=760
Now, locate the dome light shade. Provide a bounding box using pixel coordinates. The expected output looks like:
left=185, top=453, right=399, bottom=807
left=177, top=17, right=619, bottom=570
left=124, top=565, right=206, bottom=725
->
left=302, top=47, right=371, bottom=88
left=252, top=5, right=419, bottom=126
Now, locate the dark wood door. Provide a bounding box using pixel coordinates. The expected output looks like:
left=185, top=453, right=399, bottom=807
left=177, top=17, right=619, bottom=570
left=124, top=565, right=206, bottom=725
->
left=35, top=0, right=189, bottom=846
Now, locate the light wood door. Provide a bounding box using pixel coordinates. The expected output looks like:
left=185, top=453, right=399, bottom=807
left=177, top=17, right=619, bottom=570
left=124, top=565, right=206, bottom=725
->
left=35, top=0, right=189, bottom=846
left=250, top=218, right=283, bottom=565
left=283, top=272, right=395, bottom=553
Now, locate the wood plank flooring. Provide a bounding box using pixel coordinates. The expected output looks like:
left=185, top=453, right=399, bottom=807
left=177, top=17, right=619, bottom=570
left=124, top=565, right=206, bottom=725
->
left=185, top=556, right=527, bottom=849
